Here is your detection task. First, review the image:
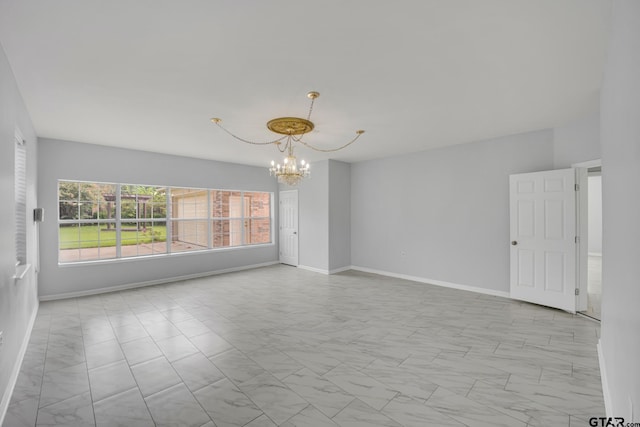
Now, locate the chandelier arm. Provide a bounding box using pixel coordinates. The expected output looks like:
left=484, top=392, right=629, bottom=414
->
left=213, top=122, right=286, bottom=145
left=276, top=142, right=288, bottom=153
left=306, top=96, right=316, bottom=121
left=213, top=92, right=364, bottom=186
left=296, top=131, right=364, bottom=153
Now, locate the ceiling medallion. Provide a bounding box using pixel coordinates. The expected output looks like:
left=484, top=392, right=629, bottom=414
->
left=211, top=91, right=364, bottom=186
left=266, top=117, right=314, bottom=135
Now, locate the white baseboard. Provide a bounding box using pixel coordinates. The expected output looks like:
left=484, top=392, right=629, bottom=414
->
left=598, top=340, right=612, bottom=418
left=297, top=265, right=352, bottom=275
left=349, top=265, right=511, bottom=299
left=0, top=301, right=39, bottom=427
left=39, top=261, right=280, bottom=301
left=329, top=266, right=352, bottom=274
left=297, top=265, right=329, bottom=275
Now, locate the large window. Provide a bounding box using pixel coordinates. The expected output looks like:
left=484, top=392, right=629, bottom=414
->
left=58, top=180, right=272, bottom=263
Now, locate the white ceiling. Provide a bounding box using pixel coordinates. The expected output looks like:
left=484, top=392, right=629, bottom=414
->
left=0, top=1, right=610, bottom=167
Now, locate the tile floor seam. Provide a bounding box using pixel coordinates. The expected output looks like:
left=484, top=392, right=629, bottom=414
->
left=107, top=342, right=161, bottom=427
left=182, top=382, right=216, bottom=427
left=90, top=385, right=138, bottom=406
left=31, top=314, right=52, bottom=426
left=78, top=322, right=98, bottom=427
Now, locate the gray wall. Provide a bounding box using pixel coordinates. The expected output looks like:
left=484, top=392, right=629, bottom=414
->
left=328, top=160, right=351, bottom=272
left=281, top=159, right=351, bottom=273
left=294, top=160, right=329, bottom=271
left=553, top=109, right=601, bottom=168
left=37, top=138, right=279, bottom=298
left=0, top=44, right=39, bottom=420
left=600, top=0, right=640, bottom=419
left=351, top=129, right=554, bottom=293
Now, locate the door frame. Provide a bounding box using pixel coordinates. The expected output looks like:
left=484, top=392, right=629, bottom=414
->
left=572, top=159, right=603, bottom=314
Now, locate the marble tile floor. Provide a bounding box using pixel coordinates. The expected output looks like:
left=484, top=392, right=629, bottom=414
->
left=3, top=265, right=604, bottom=426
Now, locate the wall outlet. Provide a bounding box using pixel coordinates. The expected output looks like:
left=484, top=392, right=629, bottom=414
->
left=0, top=330, right=3, bottom=347
left=400, top=251, right=406, bottom=257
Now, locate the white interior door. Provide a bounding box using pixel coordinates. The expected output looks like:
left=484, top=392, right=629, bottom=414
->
left=279, top=190, right=298, bottom=266
left=509, top=169, right=577, bottom=313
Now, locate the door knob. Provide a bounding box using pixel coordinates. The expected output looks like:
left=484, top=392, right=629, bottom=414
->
left=511, top=241, right=518, bottom=246
left=293, top=231, right=297, bottom=235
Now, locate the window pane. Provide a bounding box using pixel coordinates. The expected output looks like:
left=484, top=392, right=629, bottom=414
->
left=59, top=201, right=78, bottom=220
left=148, top=222, right=167, bottom=254
left=120, top=222, right=141, bottom=257
left=245, top=192, right=270, bottom=218
left=79, top=183, right=97, bottom=202
left=59, top=181, right=80, bottom=220
left=97, top=184, right=117, bottom=220
left=79, top=202, right=96, bottom=220
left=77, top=250, right=100, bottom=262
left=59, top=181, right=80, bottom=203
left=150, top=222, right=168, bottom=254
left=59, top=222, right=117, bottom=262
left=245, top=218, right=271, bottom=245
left=171, top=220, right=208, bottom=252
left=93, top=223, right=116, bottom=260
left=119, top=221, right=166, bottom=257
left=152, top=191, right=167, bottom=219
left=59, top=224, right=80, bottom=250
left=97, top=228, right=117, bottom=260
left=211, top=219, right=242, bottom=248
left=171, top=188, right=208, bottom=219
left=121, top=185, right=166, bottom=220
left=211, top=190, right=242, bottom=218
left=121, top=199, right=136, bottom=219
left=59, top=247, right=80, bottom=263
left=210, top=190, right=224, bottom=218
left=98, top=199, right=116, bottom=220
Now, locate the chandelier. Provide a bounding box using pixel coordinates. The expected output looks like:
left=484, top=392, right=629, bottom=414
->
left=211, top=91, right=364, bottom=185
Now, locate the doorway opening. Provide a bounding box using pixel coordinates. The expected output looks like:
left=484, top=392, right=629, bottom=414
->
left=583, top=166, right=602, bottom=320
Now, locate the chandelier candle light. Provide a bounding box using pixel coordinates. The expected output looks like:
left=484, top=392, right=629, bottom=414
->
left=211, top=91, right=364, bottom=185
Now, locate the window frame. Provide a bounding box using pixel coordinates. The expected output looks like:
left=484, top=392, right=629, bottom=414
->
left=57, top=180, right=273, bottom=265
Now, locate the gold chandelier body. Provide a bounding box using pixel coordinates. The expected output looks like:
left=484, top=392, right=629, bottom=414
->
left=211, top=91, right=364, bottom=186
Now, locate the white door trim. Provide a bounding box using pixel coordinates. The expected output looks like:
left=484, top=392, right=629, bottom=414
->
left=571, top=159, right=602, bottom=314
left=571, top=159, right=602, bottom=169
left=575, top=167, right=588, bottom=311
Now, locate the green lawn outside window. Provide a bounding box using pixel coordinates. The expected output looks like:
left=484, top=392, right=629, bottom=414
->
left=59, top=225, right=167, bottom=249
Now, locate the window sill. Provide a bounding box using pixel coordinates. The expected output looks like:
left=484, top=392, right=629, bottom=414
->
left=13, top=263, right=31, bottom=281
